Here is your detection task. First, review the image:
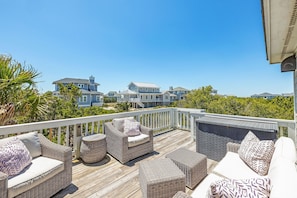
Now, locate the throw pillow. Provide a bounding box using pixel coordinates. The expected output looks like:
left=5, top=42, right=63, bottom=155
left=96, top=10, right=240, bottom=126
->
left=0, top=137, right=32, bottom=176
left=209, top=177, right=271, bottom=198
left=238, top=131, right=275, bottom=176
left=123, top=119, right=141, bottom=137
left=112, top=117, right=135, bottom=132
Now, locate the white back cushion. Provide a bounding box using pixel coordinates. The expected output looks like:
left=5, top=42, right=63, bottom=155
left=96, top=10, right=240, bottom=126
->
left=0, top=132, right=41, bottom=158
left=272, top=137, right=296, bottom=164
left=17, top=132, right=41, bottom=158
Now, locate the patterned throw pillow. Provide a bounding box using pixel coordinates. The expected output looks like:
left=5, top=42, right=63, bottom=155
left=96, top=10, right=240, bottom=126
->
left=0, top=137, right=32, bottom=176
left=209, top=178, right=271, bottom=198
left=123, top=119, right=141, bottom=137
left=238, top=131, right=274, bottom=176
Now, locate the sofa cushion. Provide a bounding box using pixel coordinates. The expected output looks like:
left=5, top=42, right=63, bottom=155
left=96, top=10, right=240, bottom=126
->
left=17, top=132, right=42, bottom=158
left=191, top=173, right=223, bottom=198
left=268, top=158, right=297, bottom=198
left=209, top=178, right=271, bottom=198
left=271, top=137, right=296, bottom=164
left=213, top=152, right=265, bottom=179
left=128, top=133, right=150, bottom=147
left=0, top=132, right=41, bottom=158
left=112, top=117, right=135, bottom=132
left=8, top=156, right=64, bottom=198
left=238, top=131, right=274, bottom=176
left=0, top=137, right=32, bottom=176
left=123, top=119, right=141, bottom=137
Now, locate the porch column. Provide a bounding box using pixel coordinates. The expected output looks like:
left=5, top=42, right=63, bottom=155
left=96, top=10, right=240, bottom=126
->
left=293, top=69, right=297, bottom=143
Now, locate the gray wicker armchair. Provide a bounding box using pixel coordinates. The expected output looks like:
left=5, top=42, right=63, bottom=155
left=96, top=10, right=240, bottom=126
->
left=0, top=132, right=72, bottom=198
left=104, top=118, right=154, bottom=164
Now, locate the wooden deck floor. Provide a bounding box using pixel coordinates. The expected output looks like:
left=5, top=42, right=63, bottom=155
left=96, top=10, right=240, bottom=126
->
left=53, top=129, right=217, bottom=198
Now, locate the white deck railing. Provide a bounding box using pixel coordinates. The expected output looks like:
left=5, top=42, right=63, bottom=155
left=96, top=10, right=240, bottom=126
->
left=0, top=107, right=295, bottom=158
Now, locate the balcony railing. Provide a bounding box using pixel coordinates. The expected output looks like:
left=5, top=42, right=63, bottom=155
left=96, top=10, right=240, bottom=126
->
left=0, top=107, right=295, bottom=158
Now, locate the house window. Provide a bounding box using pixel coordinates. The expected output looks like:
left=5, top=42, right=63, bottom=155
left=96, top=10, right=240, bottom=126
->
left=96, top=96, right=100, bottom=101
left=80, top=95, right=87, bottom=102
left=78, top=84, right=84, bottom=88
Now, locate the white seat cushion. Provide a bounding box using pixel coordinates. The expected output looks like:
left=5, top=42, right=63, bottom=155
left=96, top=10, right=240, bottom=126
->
left=191, top=173, right=223, bottom=198
left=213, top=152, right=266, bottom=180
left=8, top=156, right=64, bottom=198
left=128, top=133, right=150, bottom=148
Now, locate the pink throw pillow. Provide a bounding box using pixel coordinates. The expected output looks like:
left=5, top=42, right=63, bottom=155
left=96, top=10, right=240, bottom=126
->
left=0, top=137, right=32, bottom=176
left=123, top=119, right=141, bottom=137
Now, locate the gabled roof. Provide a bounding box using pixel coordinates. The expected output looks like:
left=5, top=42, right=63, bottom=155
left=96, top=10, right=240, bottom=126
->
left=119, top=90, right=137, bottom=95
left=53, top=78, right=99, bottom=86
left=251, top=92, right=280, bottom=97
left=130, top=82, right=160, bottom=89
left=171, top=87, right=189, bottom=91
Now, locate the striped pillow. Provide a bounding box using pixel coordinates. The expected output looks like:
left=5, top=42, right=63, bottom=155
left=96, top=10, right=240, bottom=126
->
left=210, top=178, right=271, bottom=198
left=0, top=137, right=32, bottom=176
left=238, top=131, right=274, bottom=176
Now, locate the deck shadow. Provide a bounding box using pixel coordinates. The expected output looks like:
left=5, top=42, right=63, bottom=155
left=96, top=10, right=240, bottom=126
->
left=52, top=184, right=79, bottom=198
left=125, top=151, right=160, bottom=167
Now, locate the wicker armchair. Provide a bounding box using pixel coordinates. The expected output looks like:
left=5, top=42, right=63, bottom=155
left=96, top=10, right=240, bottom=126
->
left=0, top=133, right=72, bottom=198
left=104, top=119, right=154, bottom=164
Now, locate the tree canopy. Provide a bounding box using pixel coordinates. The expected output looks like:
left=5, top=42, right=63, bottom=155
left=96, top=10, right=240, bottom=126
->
left=174, top=85, right=294, bottom=120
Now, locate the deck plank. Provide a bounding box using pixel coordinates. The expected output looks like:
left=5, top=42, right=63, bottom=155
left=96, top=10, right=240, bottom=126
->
left=53, top=129, right=217, bottom=198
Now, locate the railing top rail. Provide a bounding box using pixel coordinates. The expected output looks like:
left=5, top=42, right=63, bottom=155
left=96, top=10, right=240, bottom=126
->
left=0, top=108, right=175, bottom=135
left=0, top=107, right=294, bottom=135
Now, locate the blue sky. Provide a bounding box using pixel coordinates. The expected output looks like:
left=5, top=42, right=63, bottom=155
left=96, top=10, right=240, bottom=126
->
left=0, top=1, right=293, bottom=96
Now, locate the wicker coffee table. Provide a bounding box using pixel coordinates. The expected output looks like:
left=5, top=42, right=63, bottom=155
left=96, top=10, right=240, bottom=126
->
left=166, top=148, right=207, bottom=189
left=139, top=158, right=186, bottom=198
left=80, top=134, right=106, bottom=163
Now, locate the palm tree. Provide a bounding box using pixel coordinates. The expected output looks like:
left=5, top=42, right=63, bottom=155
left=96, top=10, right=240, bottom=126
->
left=0, top=55, right=48, bottom=125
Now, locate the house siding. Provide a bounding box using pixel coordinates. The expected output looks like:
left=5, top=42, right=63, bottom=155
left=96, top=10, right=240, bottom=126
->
left=53, top=76, right=103, bottom=107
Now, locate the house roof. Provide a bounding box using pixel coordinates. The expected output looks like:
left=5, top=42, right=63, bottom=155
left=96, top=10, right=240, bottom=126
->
left=251, top=92, right=280, bottom=97
left=262, top=0, right=297, bottom=63
left=119, top=90, right=137, bottom=95
left=81, top=89, right=103, bottom=95
left=53, top=78, right=100, bottom=86
left=130, top=82, right=160, bottom=89
left=171, top=87, right=189, bottom=91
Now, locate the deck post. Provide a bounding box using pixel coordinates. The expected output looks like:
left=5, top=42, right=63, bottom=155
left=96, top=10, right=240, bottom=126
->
left=293, top=69, right=297, bottom=143
left=190, top=114, right=195, bottom=140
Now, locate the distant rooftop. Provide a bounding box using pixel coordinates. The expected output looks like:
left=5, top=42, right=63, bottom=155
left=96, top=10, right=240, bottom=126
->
left=170, top=87, right=189, bottom=91
left=53, top=77, right=100, bottom=86
left=131, top=82, right=160, bottom=89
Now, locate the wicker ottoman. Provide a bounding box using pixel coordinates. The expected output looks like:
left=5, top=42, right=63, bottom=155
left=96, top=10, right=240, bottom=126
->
left=166, top=148, right=207, bottom=189
left=80, top=134, right=106, bottom=163
left=139, top=158, right=186, bottom=198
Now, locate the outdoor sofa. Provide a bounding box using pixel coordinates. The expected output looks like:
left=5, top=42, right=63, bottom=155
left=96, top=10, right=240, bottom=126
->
left=0, top=132, right=72, bottom=198
left=177, top=133, right=297, bottom=197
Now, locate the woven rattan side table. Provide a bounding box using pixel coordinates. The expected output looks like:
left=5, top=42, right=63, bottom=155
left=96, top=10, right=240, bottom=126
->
left=166, top=148, right=207, bottom=189
left=139, top=158, right=186, bottom=198
left=80, top=134, right=106, bottom=163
